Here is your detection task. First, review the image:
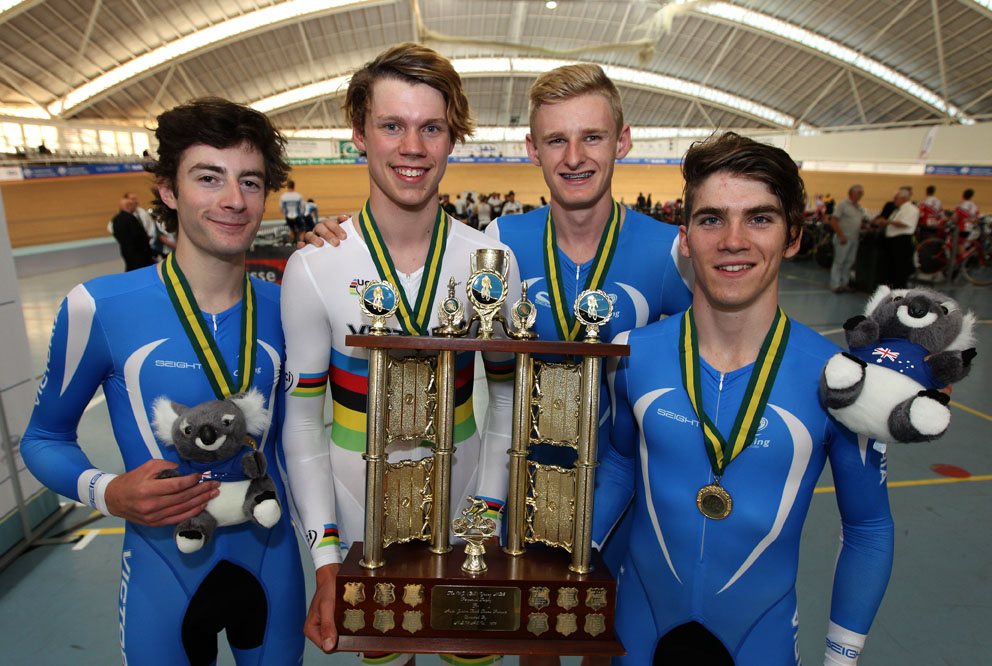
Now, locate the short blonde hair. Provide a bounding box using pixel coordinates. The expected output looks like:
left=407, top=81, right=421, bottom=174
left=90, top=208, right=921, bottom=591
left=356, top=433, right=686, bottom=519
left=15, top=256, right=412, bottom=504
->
left=345, top=43, right=474, bottom=145
left=529, top=64, right=624, bottom=135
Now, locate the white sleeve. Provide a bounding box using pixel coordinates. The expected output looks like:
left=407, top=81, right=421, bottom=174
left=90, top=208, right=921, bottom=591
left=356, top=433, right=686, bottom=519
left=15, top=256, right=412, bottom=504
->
left=484, top=218, right=502, bottom=242
left=280, top=250, right=341, bottom=569
left=475, top=245, right=521, bottom=528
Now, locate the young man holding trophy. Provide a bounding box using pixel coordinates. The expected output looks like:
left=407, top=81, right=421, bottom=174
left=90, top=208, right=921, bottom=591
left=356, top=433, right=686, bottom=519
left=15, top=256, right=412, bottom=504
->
left=594, top=132, right=894, bottom=666
left=310, top=64, right=695, bottom=583
left=280, top=43, right=519, bottom=664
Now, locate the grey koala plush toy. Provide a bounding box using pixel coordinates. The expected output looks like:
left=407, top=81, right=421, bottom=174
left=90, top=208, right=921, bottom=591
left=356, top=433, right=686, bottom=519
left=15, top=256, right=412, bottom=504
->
left=151, top=388, right=281, bottom=553
left=820, top=285, right=976, bottom=443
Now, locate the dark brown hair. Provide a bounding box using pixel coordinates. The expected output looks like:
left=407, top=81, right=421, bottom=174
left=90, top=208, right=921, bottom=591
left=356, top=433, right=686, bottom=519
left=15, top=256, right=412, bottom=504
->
left=145, top=97, right=289, bottom=233
left=682, top=131, right=805, bottom=244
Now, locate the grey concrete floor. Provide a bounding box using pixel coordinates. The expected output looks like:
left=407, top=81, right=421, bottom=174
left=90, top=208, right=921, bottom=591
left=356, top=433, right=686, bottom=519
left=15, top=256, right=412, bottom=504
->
left=2, top=253, right=990, bottom=665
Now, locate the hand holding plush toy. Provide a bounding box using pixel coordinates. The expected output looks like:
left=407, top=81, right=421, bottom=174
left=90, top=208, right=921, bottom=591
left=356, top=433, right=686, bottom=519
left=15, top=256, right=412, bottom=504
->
left=152, top=389, right=282, bottom=553
left=820, top=285, right=976, bottom=443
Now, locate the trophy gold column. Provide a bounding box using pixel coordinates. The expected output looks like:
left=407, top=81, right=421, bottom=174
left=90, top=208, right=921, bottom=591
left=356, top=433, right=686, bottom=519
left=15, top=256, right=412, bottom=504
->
left=337, top=252, right=627, bottom=656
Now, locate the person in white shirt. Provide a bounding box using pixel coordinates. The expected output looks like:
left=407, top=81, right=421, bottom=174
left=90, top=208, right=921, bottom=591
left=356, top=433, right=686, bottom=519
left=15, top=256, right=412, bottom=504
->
left=877, top=186, right=919, bottom=288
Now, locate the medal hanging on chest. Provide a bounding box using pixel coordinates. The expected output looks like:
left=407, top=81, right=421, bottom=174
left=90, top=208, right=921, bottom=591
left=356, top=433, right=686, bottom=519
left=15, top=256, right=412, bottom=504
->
left=357, top=200, right=448, bottom=336
left=162, top=252, right=257, bottom=399
left=679, top=306, right=790, bottom=519
left=543, top=199, right=621, bottom=341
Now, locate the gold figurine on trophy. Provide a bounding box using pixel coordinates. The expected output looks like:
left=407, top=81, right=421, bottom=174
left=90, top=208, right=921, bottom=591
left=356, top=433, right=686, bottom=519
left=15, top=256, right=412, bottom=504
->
left=337, top=251, right=626, bottom=656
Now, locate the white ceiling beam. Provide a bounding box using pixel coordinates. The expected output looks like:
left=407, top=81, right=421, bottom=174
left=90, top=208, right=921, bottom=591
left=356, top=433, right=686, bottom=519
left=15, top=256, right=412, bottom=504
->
left=253, top=57, right=797, bottom=129
left=149, top=65, right=176, bottom=113
left=959, top=0, right=992, bottom=20
left=930, top=0, right=951, bottom=120
left=684, top=0, right=968, bottom=121
left=847, top=70, right=868, bottom=125
left=0, top=0, right=44, bottom=26
left=46, top=0, right=386, bottom=117
left=74, top=0, right=103, bottom=63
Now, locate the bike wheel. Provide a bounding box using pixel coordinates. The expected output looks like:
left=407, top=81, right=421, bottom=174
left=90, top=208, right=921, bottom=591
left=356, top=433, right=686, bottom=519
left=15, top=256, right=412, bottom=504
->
left=915, top=238, right=949, bottom=276
left=962, top=250, right=992, bottom=286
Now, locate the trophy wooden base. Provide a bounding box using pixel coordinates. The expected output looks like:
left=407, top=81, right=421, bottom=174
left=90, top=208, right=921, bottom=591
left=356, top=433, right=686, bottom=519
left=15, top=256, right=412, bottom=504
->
left=335, top=542, right=624, bottom=656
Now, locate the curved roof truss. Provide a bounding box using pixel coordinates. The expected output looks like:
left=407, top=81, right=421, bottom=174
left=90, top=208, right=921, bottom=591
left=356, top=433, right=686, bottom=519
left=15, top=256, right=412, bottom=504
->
left=2, top=0, right=971, bottom=127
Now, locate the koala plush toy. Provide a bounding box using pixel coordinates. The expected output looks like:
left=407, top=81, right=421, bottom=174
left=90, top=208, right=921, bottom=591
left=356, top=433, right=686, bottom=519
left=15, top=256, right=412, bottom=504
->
left=151, top=388, right=282, bottom=553
left=820, top=285, right=976, bottom=443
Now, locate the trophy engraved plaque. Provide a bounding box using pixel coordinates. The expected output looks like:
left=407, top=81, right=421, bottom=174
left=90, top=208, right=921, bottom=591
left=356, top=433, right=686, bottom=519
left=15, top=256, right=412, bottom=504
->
left=337, top=252, right=626, bottom=656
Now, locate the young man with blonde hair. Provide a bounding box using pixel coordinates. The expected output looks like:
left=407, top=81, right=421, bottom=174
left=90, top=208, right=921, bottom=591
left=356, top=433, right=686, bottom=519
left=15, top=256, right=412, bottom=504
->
left=280, top=43, right=517, bottom=665
left=308, top=61, right=693, bottom=579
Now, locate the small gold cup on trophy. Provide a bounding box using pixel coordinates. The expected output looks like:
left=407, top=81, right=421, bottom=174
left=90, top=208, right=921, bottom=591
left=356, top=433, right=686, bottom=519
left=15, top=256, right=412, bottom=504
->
left=337, top=255, right=627, bottom=656
left=466, top=248, right=509, bottom=338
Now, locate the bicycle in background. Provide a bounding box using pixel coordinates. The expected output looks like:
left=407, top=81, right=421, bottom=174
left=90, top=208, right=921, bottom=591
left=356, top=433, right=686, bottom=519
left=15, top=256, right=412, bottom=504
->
left=914, top=215, right=992, bottom=286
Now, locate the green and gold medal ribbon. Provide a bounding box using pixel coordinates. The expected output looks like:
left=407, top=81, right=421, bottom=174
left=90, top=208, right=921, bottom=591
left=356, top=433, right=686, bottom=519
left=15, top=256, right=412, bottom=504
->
left=162, top=252, right=257, bottom=399
left=543, top=199, right=621, bottom=341
left=679, top=305, right=790, bottom=476
left=357, top=200, right=448, bottom=336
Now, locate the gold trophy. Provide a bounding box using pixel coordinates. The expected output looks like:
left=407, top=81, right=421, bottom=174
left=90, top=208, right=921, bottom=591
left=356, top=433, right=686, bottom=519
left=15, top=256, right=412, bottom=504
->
left=338, top=252, right=626, bottom=656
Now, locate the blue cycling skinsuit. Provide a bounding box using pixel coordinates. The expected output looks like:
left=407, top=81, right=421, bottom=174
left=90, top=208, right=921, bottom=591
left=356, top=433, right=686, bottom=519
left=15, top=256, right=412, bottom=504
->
left=486, top=206, right=693, bottom=351
left=486, top=205, right=693, bottom=570
left=594, top=315, right=894, bottom=666
left=21, top=265, right=305, bottom=666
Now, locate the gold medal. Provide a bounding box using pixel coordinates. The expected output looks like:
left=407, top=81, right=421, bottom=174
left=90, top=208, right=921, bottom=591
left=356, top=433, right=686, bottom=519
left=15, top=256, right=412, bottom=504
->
left=696, top=482, right=733, bottom=520
left=680, top=307, right=790, bottom=521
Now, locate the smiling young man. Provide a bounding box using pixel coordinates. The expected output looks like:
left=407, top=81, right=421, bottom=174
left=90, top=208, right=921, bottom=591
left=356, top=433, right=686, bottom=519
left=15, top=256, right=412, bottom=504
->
left=21, top=98, right=305, bottom=665
left=487, top=64, right=692, bottom=348
left=593, top=132, right=894, bottom=666
left=279, top=43, right=518, bottom=664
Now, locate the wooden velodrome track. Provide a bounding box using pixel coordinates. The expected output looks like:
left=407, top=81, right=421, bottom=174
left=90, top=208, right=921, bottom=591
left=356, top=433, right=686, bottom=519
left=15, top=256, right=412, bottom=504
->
left=4, top=162, right=989, bottom=248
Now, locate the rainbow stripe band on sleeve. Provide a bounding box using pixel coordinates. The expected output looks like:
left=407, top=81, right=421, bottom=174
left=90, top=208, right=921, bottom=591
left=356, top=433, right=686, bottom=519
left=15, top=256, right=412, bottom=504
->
left=477, top=496, right=504, bottom=522
left=318, top=524, right=339, bottom=548
left=483, top=357, right=515, bottom=383
left=360, top=652, right=405, bottom=664
left=291, top=371, right=328, bottom=397
left=441, top=654, right=501, bottom=665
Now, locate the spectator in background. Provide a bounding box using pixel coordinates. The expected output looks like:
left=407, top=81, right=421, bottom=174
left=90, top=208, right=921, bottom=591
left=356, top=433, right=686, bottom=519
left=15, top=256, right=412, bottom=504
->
left=488, top=191, right=504, bottom=216
left=279, top=179, right=306, bottom=245
left=918, top=185, right=942, bottom=228
left=824, top=193, right=835, bottom=217
left=453, top=193, right=467, bottom=220
left=465, top=193, right=476, bottom=226
left=828, top=185, right=870, bottom=293
left=877, top=186, right=919, bottom=288
left=130, top=192, right=174, bottom=259
left=441, top=193, right=457, bottom=217
left=954, top=189, right=979, bottom=236
left=111, top=193, right=154, bottom=271
left=303, top=198, right=319, bottom=232
left=475, top=195, right=493, bottom=230
left=501, top=190, right=523, bottom=215
left=876, top=190, right=899, bottom=222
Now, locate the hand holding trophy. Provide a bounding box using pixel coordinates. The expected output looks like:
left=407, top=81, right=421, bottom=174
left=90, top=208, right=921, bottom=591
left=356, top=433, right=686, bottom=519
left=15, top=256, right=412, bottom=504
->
left=337, top=250, right=626, bottom=656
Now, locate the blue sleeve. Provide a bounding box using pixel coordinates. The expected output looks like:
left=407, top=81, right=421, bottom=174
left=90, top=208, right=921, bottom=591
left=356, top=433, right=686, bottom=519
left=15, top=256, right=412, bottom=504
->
left=21, top=287, right=112, bottom=503
left=592, top=331, right=637, bottom=548
left=826, top=426, right=894, bottom=634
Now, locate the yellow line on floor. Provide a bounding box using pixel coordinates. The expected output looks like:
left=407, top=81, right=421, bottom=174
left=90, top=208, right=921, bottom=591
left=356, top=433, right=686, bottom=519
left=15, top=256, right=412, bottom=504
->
left=73, top=527, right=125, bottom=536
left=815, top=474, right=992, bottom=493
left=950, top=400, right=992, bottom=423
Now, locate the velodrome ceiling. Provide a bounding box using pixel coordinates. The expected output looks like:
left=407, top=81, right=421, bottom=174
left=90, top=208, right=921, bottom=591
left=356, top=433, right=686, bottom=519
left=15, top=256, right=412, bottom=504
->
left=1, top=0, right=990, bottom=137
